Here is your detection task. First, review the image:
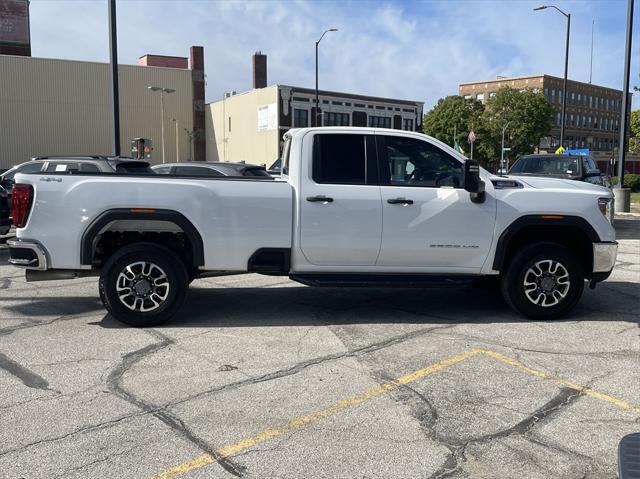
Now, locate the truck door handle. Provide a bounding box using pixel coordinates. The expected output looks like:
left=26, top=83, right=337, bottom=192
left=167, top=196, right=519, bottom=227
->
left=387, top=198, right=414, bottom=205
left=306, top=195, right=334, bottom=203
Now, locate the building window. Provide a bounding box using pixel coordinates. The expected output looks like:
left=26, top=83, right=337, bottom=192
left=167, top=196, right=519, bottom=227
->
left=368, top=116, right=392, bottom=128
left=376, top=105, right=386, bottom=110
left=332, top=101, right=343, bottom=105
left=570, top=114, right=574, bottom=126
left=322, top=100, right=329, bottom=104
left=402, top=118, right=414, bottom=131
left=324, top=112, right=350, bottom=126
left=354, top=103, right=365, bottom=108
left=294, top=109, right=309, bottom=127
left=556, top=112, right=561, bottom=125
left=402, top=108, right=415, bottom=113
left=293, top=97, right=310, bottom=102
left=463, top=95, right=472, bottom=100
left=476, top=93, right=484, bottom=101
left=489, top=92, right=496, bottom=99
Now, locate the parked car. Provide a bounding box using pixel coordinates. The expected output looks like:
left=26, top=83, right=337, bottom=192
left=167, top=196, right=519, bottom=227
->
left=0, top=185, right=10, bottom=236
left=152, top=161, right=272, bottom=178
left=508, top=154, right=611, bottom=188
left=0, top=156, right=155, bottom=202
left=8, top=127, right=617, bottom=327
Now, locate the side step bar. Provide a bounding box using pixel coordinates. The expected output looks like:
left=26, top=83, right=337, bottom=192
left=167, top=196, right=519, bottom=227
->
left=289, top=273, right=479, bottom=288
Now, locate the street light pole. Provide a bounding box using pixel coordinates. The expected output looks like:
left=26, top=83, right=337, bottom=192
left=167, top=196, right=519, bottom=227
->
left=172, top=119, right=179, bottom=162
left=148, top=86, right=176, bottom=164
left=534, top=5, right=570, bottom=149
left=501, top=122, right=511, bottom=175
left=315, top=28, right=338, bottom=127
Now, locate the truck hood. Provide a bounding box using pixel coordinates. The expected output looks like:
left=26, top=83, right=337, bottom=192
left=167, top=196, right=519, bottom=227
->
left=506, top=175, right=610, bottom=194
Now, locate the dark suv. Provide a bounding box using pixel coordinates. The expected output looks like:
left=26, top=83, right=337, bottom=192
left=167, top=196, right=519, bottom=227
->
left=0, top=185, right=10, bottom=235
left=508, top=154, right=611, bottom=188
left=0, top=156, right=154, bottom=196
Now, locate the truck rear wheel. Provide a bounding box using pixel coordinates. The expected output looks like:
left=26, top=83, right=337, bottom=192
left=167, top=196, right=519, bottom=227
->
left=99, top=243, right=188, bottom=327
left=500, top=242, right=584, bottom=320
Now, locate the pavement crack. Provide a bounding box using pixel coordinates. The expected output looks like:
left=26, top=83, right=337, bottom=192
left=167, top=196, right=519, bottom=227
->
left=106, top=329, right=246, bottom=477
left=165, top=323, right=456, bottom=410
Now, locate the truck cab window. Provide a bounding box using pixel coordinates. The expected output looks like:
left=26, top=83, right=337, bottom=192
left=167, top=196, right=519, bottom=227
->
left=380, top=136, right=463, bottom=188
left=313, top=134, right=366, bottom=185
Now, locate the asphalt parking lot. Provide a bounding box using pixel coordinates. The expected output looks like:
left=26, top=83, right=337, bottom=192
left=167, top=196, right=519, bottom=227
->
left=1, top=219, right=639, bottom=479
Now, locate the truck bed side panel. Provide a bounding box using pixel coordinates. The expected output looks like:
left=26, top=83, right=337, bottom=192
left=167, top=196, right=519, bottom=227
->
left=15, top=174, right=293, bottom=271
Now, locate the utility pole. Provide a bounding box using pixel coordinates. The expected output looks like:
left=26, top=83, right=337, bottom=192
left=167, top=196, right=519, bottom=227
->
left=589, top=20, right=594, bottom=84
left=108, top=0, right=120, bottom=156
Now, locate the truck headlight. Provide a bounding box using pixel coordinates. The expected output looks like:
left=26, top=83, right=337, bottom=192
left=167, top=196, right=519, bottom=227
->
left=598, top=197, right=614, bottom=224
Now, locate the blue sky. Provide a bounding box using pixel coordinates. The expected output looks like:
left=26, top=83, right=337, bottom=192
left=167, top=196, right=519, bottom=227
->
left=29, top=0, right=639, bottom=110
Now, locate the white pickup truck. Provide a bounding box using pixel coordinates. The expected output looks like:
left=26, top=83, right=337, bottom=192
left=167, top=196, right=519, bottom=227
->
left=8, top=127, right=617, bottom=326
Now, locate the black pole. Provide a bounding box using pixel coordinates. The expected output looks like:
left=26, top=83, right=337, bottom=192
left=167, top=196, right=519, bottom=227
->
left=108, top=0, right=120, bottom=156
left=560, top=13, right=570, bottom=148
left=616, top=0, right=634, bottom=189
left=315, top=40, right=319, bottom=127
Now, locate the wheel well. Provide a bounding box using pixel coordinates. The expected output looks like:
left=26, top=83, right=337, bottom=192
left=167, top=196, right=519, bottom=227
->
left=500, top=225, right=594, bottom=277
left=94, top=229, right=197, bottom=276
left=81, top=209, right=204, bottom=275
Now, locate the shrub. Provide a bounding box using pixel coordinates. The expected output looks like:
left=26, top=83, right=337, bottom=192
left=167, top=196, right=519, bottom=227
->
left=610, top=174, right=640, bottom=191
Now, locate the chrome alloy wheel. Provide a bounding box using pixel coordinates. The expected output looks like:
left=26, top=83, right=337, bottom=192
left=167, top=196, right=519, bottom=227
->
left=523, top=259, right=570, bottom=307
left=115, top=261, right=170, bottom=312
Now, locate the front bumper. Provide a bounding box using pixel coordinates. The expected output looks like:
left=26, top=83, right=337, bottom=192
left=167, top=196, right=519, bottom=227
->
left=7, top=239, right=48, bottom=270
left=593, top=242, right=618, bottom=275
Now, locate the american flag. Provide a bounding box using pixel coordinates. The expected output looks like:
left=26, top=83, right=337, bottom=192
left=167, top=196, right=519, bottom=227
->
left=468, top=131, right=476, bottom=143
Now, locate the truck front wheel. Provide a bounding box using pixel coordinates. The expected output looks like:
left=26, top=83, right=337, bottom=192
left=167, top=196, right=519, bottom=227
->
left=500, top=242, right=584, bottom=320
left=99, top=243, right=188, bottom=327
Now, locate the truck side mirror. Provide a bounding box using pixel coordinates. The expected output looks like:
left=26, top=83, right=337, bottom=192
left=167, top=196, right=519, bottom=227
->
left=464, top=160, right=485, bottom=203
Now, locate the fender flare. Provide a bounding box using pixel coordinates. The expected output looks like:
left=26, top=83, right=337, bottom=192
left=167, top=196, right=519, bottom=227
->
left=80, top=208, right=204, bottom=267
left=492, top=214, right=600, bottom=271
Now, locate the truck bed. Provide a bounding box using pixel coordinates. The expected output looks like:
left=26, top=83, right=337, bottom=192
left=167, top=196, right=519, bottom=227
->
left=14, top=173, right=293, bottom=271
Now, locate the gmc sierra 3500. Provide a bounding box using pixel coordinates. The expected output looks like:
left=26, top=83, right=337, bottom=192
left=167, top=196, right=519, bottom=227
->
left=8, top=127, right=617, bottom=326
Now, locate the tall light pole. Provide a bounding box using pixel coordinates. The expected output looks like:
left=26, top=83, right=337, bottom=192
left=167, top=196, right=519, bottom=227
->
left=615, top=0, right=634, bottom=213
left=534, top=5, right=570, bottom=149
left=108, top=0, right=120, bottom=156
left=147, top=86, right=176, bottom=163
left=315, top=28, right=338, bottom=126
left=172, top=119, right=179, bottom=162
left=501, top=121, right=511, bottom=174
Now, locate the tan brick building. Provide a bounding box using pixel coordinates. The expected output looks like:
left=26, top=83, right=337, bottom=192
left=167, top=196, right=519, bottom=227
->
left=459, top=75, right=629, bottom=157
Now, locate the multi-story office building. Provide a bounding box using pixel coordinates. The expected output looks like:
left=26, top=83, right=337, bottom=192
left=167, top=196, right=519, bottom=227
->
left=206, top=53, right=424, bottom=165
left=458, top=75, right=630, bottom=155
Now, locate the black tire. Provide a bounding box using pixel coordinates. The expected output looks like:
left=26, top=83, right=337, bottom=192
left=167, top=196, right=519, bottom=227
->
left=99, top=242, right=188, bottom=327
left=500, top=242, right=584, bottom=320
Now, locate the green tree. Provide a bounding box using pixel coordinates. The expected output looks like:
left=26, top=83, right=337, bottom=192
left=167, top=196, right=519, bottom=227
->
left=629, top=109, right=640, bottom=154
left=474, top=87, right=554, bottom=168
left=422, top=96, right=483, bottom=151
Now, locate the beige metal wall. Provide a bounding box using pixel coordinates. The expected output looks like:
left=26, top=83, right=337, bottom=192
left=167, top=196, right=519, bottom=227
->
left=205, top=85, right=280, bottom=166
left=0, top=54, right=193, bottom=170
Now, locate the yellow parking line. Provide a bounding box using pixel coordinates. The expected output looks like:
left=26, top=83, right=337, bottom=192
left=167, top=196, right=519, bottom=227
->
left=150, top=347, right=640, bottom=479
left=478, top=349, right=640, bottom=414
left=150, top=348, right=480, bottom=479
